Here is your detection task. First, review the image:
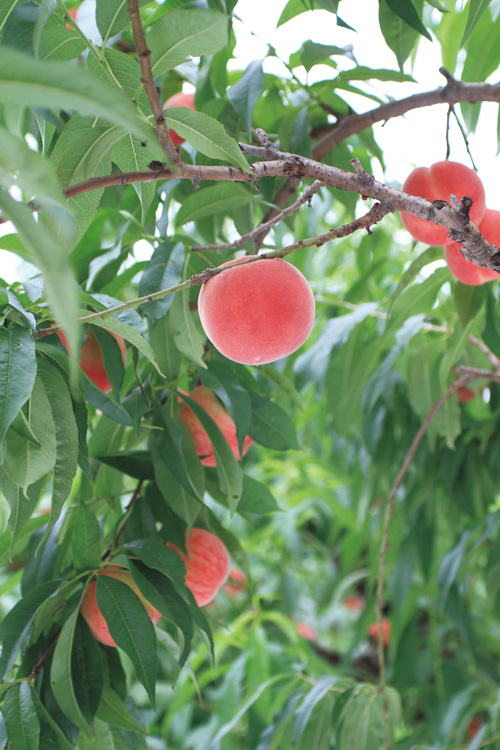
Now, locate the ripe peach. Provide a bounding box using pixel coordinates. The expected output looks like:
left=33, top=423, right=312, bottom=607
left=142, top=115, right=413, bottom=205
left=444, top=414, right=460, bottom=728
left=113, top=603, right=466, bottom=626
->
left=444, top=208, right=500, bottom=285
left=368, top=618, right=391, bottom=646
left=66, top=5, right=78, bottom=27
left=178, top=385, right=253, bottom=467
left=166, top=528, right=230, bottom=607
left=468, top=718, right=481, bottom=740
left=296, top=622, right=319, bottom=641
left=457, top=386, right=476, bottom=403
left=401, top=161, right=486, bottom=246
left=163, top=91, right=195, bottom=147
left=224, top=567, right=247, bottom=596
left=58, top=328, right=126, bottom=393
left=344, top=594, right=365, bottom=611
left=80, top=566, right=161, bottom=647
left=198, top=256, right=315, bottom=365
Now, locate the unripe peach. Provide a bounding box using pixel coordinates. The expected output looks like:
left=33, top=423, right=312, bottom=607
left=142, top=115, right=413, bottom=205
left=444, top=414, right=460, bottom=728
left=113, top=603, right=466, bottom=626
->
left=166, top=528, right=230, bottom=607
left=178, top=385, right=253, bottom=467
left=224, top=567, right=247, bottom=596
left=80, top=566, right=161, bottom=647
left=163, top=91, right=195, bottom=147
left=368, top=618, right=390, bottom=646
left=401, top=161, right=486, bottom=246
left=58, top=329, right=126, bottom=393
left=444, top=208, right=500, bottom=285
left=198, top=256, right=315, bottom=365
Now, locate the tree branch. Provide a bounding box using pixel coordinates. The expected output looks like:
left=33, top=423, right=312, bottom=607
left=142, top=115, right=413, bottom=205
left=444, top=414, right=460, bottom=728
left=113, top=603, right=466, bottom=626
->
left=127, top=0, right=180, bottom=168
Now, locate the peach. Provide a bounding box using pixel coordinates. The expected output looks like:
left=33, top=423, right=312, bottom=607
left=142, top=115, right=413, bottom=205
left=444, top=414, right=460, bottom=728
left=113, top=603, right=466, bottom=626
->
left=296, top=622, right=319, bottom=641
left=344, top=594, right=365, bottom=611
left=178, top=385, right=253, bottom=467
left=198, top=256, right=315, bottom=365
left=224, top=567, right=247, bottom=596
left=80, top=566, right=161, bottom=647
left=58, top=328, right=126, bottom=393
left=457, top=386, right=476, bottom=403
left=163, top=91, right=195, bottom=147
left=401, top=161, right=486, bottom=246
left=66, top=6, right=78, bottom=27
left=444, top=208, right=500, bottom=285
left=368, top=618, right=391, bottom=646
left=166, top=528, right=230, bottom=607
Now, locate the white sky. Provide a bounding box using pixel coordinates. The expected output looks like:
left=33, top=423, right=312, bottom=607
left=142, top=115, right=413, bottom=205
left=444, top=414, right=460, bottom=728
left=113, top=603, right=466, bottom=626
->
left=1, top=0, right=499, bottom=282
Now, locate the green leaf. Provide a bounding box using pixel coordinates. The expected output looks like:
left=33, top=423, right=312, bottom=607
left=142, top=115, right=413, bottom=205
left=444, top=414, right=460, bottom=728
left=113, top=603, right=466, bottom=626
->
left=150, top=314, right=181, bottom=383
left=124, top=539, right=191, bottom=601
left=96, top=0, right=148, bottom=41
left=0, top=0, right=20, bottom=37
left=227, top=59, right=265, bottom=138
left=387, top=267, right=449, bottom=334
left=96, top=683, right=146, bottom=734
left=36, top=360, right=78, bottom=544
left=139, top=241, right=185, bottom=322
left=0, top=47, right=160, bottom=147
left=97, top=450, right=155, bottom=479
left=0, top=192, right=79, bottom=376
left=151, top=447, right=202, bottom=527
left=50, top=605, right=93, bottom=737
left=29, top=688, right=74, bottom=750
left=292, top=676, right=338, bottom=745
left=0, top=323, right=36, bottom=445
left=0, top=516, right=47, bottom=569
left=388, top=246, right=444, bottom=312
left=0, top=470, right=45, bottom=552
left=111, top=134, right=158, bottom=224
left=163, top=108, right=251, bottom=171
left=385, top=0, right=431, bottom=39
left=3, top=681, right=40, bottom=750
left=298, top=41, right=354, bottom=72
left=149, top=8, right=228, bottom=75
left=378, top=0, right=422, bottom=68
left=249, top=394, right=300, bottom=451
left=179, top=391, right=244, bottom=514
left=174, top=183, right=253, bottom=227
left=237, top=475, right=280, bottom=515
left=38, top=15, right=86, bottom=62
left=4, top=374, right=57, bottom=492
left=0, top=579, right=60, bottom=680
left=339, top=686, right=401, bottom=749
left=71, top=505, right=101, bottom=570
left=461, top=0, right=492, bottom=45
left=71, top=615, right=103, bottom=727
left=169, top=291, right=206, bottom=368
left=335, top=66, right=415, bottom=83
left=438, top=531, right=472, bottom=611
left=90, top=315, right=164, bottom=377
left=96, top=575, right=157, bottom=707
left=481, top=292, right=500, bottom=358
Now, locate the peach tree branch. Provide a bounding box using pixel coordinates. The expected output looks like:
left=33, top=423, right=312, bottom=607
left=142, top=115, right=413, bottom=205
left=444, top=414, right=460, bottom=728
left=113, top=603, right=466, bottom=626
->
left=127, top=0, right=180, bottom=168
left=35, top=203, right=390, bottom=338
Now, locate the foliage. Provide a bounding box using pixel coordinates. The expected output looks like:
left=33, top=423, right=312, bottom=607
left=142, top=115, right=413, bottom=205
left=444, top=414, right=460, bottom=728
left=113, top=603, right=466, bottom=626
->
left=0, top=0, right=500, bottom=748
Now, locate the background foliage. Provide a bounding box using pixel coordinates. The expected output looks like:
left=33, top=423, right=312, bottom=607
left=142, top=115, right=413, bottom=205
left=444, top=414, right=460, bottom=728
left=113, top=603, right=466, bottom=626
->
left=1, top=0, right=500, bottom=748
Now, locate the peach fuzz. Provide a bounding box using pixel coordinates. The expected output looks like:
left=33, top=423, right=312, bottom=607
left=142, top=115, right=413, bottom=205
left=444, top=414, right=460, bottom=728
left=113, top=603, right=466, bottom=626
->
left=80, top=567, right=161, bottom=647
left=163, top=91, right=195, bottom=147
left=166, top=528, right=230, bottom=607
left=178, top=385, right=253, bottom=467
left=58, top=328, right=126, bottom=393
left=198, top=256, right=315, bottom=365
left=401, top=161, right=486, bottom=246
left=444, top=207, right=500, bottom=285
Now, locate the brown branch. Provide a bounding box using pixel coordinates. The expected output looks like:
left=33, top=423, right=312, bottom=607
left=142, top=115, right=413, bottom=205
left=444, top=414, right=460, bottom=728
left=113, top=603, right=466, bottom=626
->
left=102, top=479, right=144, bottom=562
left=375, top=365, right=500, bottom=746
left=127, top=0, right=180, bottom=168
left=191, top=179, right=324, bottom=252
left=253, top=72, right=500, bottom=249
left=29, top=631, right=60, bottom=678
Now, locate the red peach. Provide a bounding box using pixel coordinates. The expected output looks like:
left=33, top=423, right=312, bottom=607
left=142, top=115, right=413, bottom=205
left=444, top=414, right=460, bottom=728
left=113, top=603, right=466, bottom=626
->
left=457, top=386, right=476, bottom=403
left=163, top=91, right=195, bottom=147
left=401, top=161, right=486, bottom=246
left=58, top=328, right=126, bottom=393
left=296, top=622, right=319, bottom=641
left=178, top=385, right=253, bottom=467
left=80, top=566, right=161, bottom=647
left=368, top=618, right=391, bottom=646
left=166, top=528, right=230, bottom=607
left=66, top=5, right=78, bottom=27
left=198, top=256, right=315, bottom=365
left=224, top=567, right=247, bottom=596
left=444, top=208, right=500, bottom=285
left=344, top=594, right=365, bottom=611
left=468, top=718, right=481, bottom=740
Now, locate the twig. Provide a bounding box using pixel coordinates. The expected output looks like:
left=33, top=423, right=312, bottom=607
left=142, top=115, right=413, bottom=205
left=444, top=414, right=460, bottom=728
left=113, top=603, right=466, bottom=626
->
left=191, top=180, right=324, bottom=252
left=35, top=203, right=391, bottom=337
left=101, top=479, right=144, bottom=561
left=375, top=366, right=500, bottom=747
left=28, top=632, right=60, bottom=678
left=127, top=0, right=180, bottom=167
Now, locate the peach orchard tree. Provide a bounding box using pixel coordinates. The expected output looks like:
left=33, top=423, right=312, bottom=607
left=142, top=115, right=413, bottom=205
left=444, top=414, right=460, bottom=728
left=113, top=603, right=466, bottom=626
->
left=1, top=0, right=500, bottom=748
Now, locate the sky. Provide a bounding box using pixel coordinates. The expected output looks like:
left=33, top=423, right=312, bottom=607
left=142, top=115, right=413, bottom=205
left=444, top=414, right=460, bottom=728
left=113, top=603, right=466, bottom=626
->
left=1, top=0, right=499, bottom=283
